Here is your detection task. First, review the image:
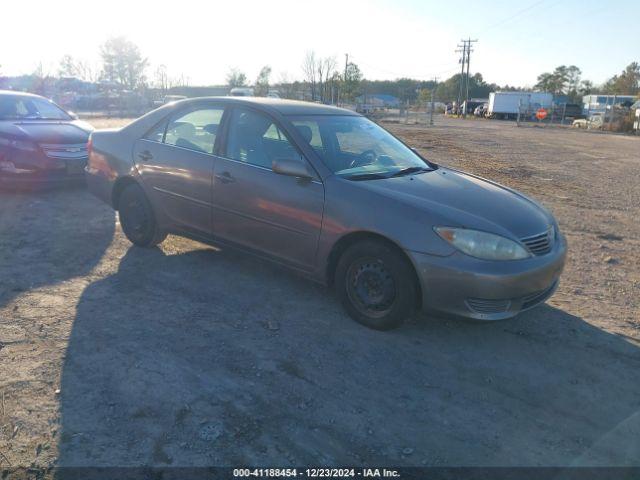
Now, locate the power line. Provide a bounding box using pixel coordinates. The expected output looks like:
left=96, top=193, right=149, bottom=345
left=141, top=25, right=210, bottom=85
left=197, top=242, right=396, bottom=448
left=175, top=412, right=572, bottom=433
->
left=482, top=0, right=612, bottom=54
left=475, top=0, right=549, bottom=35
left=358, top=0, right=559, bottom=92
left=350, top=56, right=458, bottom=81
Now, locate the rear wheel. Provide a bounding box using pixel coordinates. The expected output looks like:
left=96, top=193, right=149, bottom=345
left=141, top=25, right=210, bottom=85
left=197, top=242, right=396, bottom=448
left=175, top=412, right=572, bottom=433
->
left=335, top=240, right=418, bottom=330
left=118, top=183, right=167, bottom=247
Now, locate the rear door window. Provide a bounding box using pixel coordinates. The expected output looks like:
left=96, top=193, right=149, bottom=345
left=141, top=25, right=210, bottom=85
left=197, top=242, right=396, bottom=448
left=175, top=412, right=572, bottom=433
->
left=164, top=107, right=224, bottom=154
left=144, top=121, right=167, bottom=143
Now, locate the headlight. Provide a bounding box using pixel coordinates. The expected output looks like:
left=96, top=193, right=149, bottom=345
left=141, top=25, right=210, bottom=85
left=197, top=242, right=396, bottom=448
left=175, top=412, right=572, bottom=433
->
left=0, top=137, right=38, bottom=152
left=435, top=227, right=530, bottom=260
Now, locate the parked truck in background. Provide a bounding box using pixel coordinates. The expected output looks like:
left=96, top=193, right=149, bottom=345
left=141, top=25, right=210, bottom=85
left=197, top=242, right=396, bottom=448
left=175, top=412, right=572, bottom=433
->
left=487, top=92, right=553, bottom=120
left=556, top=103, right=584, bottom=121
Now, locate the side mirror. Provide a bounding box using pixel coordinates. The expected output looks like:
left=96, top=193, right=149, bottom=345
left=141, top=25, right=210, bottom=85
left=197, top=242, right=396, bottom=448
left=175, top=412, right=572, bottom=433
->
left=272, top=158, right=312, bottom=180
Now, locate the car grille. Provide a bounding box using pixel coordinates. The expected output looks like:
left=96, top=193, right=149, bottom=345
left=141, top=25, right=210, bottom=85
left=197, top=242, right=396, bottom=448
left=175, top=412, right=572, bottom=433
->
left=466, top=298, right=512, bottom=314
left=521, top=280, right=558, bottom=310
left=466, top=280, right=559, bottom=315
left=40, top=143, right=88, bottom=160
left=520, top=227, right=554, bottom=256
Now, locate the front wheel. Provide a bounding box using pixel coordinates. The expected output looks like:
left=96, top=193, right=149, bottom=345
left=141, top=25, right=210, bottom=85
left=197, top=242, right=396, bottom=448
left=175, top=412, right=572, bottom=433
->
left=335, top=240, right=418, bottom=330
left=118, top=183, right=167, bottom=247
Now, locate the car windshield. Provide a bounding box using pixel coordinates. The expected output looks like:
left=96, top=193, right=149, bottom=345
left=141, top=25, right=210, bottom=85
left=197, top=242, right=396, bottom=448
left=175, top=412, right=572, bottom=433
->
left=0, top=95, right=71, bottom=121
left=290, top=115, right=433, bottom=179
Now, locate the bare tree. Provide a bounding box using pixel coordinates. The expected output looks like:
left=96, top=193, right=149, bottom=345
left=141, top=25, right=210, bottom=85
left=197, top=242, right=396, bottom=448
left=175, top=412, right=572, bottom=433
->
left=154, top=64, right=169, bottom=93
left=59, top=55, right=77, bottom=78
left=275, top=72, right=297, bottom=99
left=320, top=56, right=337, bottom=103
left=33, top=62, right=46, bottom=79
left=316, top=58, right=325, bottom=102
left=31, top=62, right=54, bottom=94
left=302, top=52, right=338, bottom=103
left=226, top=68, right=247, bottom=88
left=175, top=74, right=189, bottom=88
left=328, top=70, right=341, bottom=104
left=153, top=65, right=189, bottom=93
left=302, top=51, right=318, bottom=101
left=76, top=60, right=97, bottom=82
left=59, top=55, right=97, bottom=82
left=254, top=65, right=272, bottom=96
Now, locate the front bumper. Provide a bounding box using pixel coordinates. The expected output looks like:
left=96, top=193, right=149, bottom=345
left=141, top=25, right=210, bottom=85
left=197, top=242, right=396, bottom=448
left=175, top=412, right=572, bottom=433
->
left=0, top=152, right=87, bottom=189
left=0, top=168, right=86, bottom=189
left=407, top=234, right=567, bottom=320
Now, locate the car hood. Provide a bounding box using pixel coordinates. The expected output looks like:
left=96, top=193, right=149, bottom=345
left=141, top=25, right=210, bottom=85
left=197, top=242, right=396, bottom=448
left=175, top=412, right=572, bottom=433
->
left=356, top=167, right=553, bottom=239
left=0, top=120, right=93, bottom=144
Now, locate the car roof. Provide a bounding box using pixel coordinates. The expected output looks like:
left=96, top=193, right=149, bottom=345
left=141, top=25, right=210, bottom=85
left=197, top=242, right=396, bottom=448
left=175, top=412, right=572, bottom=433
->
left=0, top=89, right=45, bottom=99
left=171, top=96, right=360, bottom=116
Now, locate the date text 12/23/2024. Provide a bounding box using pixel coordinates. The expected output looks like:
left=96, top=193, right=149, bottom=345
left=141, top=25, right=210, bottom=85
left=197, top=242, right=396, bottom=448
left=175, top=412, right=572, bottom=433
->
left=233, top=468, right=401, bottom=478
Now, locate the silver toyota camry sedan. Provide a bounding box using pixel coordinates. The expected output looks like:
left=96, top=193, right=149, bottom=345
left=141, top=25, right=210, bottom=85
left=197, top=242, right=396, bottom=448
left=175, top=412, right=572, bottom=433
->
left=86, top=97, right=566, bottom=330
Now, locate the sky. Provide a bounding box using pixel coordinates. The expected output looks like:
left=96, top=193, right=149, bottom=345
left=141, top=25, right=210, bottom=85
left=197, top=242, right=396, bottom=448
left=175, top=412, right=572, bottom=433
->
left=0, top=0, right=637, bottom=87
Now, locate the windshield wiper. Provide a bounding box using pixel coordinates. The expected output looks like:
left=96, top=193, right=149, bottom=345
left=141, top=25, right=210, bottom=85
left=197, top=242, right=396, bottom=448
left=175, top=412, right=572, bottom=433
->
left=343, top=166, right=431, bottom=181
left=387, top=166, right=431, bottom=178
left=342, top=172, right=390, bottom=181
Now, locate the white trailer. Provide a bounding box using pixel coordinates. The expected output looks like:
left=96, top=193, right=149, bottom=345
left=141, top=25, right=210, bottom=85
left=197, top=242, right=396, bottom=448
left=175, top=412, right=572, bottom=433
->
left=487, top=92, right=553, bottom=119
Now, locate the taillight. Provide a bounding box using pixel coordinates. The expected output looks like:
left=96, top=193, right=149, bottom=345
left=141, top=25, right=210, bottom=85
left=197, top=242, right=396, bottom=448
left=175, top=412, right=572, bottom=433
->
left=87, top=137, right=95, bottom=169
left=86, top=137, right=116, bottom=180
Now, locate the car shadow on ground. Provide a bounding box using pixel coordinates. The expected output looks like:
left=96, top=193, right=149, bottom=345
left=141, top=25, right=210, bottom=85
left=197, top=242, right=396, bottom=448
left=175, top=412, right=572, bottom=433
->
left=56, top=245, right=640, bottom=468
left=0, top=187, right=115, bottom=308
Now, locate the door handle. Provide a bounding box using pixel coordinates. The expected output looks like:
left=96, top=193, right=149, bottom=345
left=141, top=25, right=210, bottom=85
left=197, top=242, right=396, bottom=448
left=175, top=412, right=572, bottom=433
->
left=138, top=150, right=153, bottom=161
left=215, top=171, right=235, bottom=184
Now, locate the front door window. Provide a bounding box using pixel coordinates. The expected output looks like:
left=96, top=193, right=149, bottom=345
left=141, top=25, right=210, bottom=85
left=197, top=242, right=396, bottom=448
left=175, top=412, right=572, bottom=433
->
left=225, top=108, right=303, bottom=169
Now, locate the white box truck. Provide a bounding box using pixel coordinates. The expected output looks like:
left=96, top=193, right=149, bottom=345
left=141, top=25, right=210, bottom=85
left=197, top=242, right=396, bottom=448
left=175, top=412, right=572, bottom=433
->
left=487, top=92, right=553, bottom=119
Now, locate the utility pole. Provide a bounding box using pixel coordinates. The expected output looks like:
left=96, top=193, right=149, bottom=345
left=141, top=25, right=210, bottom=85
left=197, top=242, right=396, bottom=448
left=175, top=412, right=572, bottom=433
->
left=344, top=53, right=349, bottom=81
left=455, top=38, right=478, bottom=117
left=430, top=77, right=438, bottom=126
left=342, top=53, right=349, bottom=106
left=517, top=99, right=522, bottom=126
left=607, top=94, right=617, bottom=130
left=463, top=38, right=477, bottom=118
left=455, top=42, right=466, bottom=115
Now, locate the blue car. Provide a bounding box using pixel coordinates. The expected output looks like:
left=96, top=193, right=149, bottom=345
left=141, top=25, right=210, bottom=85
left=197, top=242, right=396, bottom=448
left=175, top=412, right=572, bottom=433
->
left=0, top=90, right=93, bottom=188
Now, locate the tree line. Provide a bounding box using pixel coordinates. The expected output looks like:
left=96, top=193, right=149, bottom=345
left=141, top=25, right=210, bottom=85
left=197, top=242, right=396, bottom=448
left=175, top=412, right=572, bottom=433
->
left=534, top=63, right=640, bottom=102
left=3, top=36, right=639, bottom=104
left=221, top=59, right=640, bottom=105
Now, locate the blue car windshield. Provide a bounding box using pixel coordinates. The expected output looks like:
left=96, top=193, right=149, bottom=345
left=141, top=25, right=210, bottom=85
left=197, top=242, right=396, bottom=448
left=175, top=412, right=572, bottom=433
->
left=289, top=115, right=432, bottom=179
left=0, top=95, right=71, bottom=121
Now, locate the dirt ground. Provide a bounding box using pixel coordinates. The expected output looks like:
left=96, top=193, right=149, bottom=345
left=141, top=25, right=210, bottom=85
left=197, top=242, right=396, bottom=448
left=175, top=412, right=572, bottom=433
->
left=0, top=116, right=638, bottom=470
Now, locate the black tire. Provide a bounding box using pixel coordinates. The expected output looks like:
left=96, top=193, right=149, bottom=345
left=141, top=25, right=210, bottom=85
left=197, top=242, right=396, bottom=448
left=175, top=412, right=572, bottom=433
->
left=118, top=183, right=167, bottom=247
left=335, top=240, right=418, bottom=330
